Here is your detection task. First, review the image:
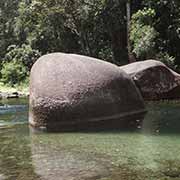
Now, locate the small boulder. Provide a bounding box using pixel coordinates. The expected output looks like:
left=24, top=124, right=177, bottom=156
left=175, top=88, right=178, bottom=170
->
left=7, top=92, right=19, bottom=99
left=0, top=92, right=19, bottom=99
left=121, top=60, right=180, bottom=100
left=29, top=53, right=146, bottom=131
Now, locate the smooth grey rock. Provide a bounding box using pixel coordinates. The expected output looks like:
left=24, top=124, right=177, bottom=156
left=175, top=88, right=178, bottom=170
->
left=0, top=91, right=29, bottom=99
left=0, top=92, right=19, bottom=99
left=7, top=92, right=19, bottom=99
left=29, top=53, right=146, bottom=131
left=121, top=60, right=180, bottom=100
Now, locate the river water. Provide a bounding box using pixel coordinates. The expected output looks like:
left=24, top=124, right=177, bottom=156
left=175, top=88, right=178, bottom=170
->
left=0, top=98, right=180, bottom=180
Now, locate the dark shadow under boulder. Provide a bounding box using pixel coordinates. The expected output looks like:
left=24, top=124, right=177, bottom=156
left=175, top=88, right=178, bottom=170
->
left=121, top=60, right=180, bottom=100
left=29, top=53, right=146, bottom=132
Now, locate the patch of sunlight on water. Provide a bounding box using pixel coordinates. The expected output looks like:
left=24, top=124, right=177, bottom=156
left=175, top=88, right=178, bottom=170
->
left=1, top=99, right=180, bottom=180
left=0, top=174, right=5, bottom=180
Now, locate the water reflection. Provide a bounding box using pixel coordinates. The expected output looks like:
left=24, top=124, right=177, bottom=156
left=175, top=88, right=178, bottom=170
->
left=30, top=133, right=110, bottom=180
left=0, top=125, right=41, bottom=180
left=0, top=99, right=180, bottom=180
left=142, top=101, right=180, bottom=134
left=29, top=130, right=180, bottom=180
left=0, top=98, right=28, bottom=128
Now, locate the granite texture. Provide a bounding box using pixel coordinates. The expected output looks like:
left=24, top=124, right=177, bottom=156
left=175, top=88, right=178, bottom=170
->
left=121, top=60, right=180, bottom=100
left=29, top=53, right=146, bottom=131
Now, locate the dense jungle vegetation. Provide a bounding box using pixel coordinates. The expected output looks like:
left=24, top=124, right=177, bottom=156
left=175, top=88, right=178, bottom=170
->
left=0, top=0, right=180, bottom=86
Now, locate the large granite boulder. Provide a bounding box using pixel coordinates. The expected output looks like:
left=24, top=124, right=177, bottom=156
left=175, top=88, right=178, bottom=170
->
left=121, top=60, right=180, bottom=100
left=29, top=53, right=146, bottom=131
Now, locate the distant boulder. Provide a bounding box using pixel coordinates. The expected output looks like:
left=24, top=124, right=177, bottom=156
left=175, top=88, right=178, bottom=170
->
left=0, top=92, right=19, bottom=99
left=121, top=60, right=180, bottom=100
left=29, top=53, right=146, bottom=131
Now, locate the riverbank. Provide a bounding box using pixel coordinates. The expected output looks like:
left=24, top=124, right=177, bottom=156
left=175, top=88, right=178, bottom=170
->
left=0, top=82, right=29, bottom=99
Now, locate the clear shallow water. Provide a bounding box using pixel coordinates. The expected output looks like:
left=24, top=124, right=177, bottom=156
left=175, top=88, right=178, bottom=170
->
left=0, top=99, right=180, bottom=180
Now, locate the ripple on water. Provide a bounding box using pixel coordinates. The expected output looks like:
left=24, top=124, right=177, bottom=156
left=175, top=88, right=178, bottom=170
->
left=1, top=99, right=180, bottom=180
left=0, top=102, right=28, bottom=129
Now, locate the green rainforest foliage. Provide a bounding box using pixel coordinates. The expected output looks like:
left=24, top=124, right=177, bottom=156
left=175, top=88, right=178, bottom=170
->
left=0, top=0, right=180, bottom=85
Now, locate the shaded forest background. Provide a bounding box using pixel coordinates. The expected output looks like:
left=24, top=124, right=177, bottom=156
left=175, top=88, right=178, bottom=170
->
left=0, top=0, right=180, bottom=86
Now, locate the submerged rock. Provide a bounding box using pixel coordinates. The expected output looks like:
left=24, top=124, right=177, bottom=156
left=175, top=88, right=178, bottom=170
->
left=121, top=60, right=180, bottom=100
left=30, top=134, right=110, bottom=180
left=29, top=53, right=146, bottom=131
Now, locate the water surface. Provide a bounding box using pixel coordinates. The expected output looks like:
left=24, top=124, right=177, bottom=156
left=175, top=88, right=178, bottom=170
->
left=0, top=99, right=180, bottom=180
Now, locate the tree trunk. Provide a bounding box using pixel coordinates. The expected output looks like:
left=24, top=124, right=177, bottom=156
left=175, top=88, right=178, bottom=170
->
left=110, top=28, right=128, bottom=65
left=126, top=0, right=133, bottom=63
